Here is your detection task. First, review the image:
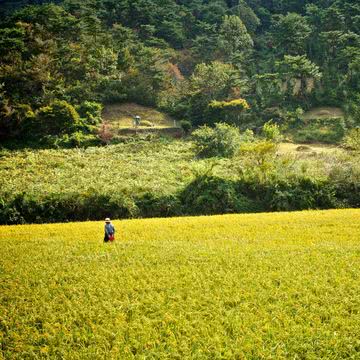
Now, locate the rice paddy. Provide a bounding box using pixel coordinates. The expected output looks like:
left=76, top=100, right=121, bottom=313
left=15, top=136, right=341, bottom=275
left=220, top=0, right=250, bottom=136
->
left=1, top=209, right=360, bottom=359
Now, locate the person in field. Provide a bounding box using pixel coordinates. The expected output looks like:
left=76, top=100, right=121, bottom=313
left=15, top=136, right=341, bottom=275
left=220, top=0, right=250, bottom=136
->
left=104, top=218, right=115, bottom=243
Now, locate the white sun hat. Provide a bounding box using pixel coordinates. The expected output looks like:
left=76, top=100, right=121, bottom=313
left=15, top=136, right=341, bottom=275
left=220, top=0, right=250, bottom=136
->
left=105, top=218, right=111, bottom=222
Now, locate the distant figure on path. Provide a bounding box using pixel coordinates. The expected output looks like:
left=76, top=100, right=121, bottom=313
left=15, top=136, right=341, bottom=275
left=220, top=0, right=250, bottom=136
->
left=104, top=218, right=115, bottom=243
left=133, top=115, right=141, bottom=127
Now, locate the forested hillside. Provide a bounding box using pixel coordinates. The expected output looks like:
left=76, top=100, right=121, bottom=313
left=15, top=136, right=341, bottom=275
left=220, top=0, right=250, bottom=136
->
left=0, top=0, right=359, bottom=144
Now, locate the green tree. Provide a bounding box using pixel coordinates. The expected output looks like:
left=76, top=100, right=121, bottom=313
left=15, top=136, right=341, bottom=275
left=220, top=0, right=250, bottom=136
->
left=187, top=61, right=242, bottom=125
left=10, top=3, right=79, bottom=41
left=191, top=22, right=219, bottom=62
left=232, top=0, right=260, bottom=35
left=208, top=98, right=250, bottom=126
left=36, top=100, right=81, bottom=135
left=218, top=15, right=253, bottom=66
left=0, top=27, right=26, bottom=58
left=270, top=13, right=311, bottom=56
left=276, top=55, right=322, bottom=100
left=254, top=73, right=284, bottom=108
left=192, top=122, right=241, bottom=158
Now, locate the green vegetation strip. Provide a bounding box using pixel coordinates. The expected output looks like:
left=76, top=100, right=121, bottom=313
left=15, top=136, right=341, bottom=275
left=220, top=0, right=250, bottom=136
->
left=1, top=139, right=360, bottom=224
left=1, top=209, right=360, bottom=359
left=0, top=141, right=194, bottom=199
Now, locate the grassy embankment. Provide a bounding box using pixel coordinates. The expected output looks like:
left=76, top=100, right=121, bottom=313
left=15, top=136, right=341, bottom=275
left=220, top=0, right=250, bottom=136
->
left=101, top=103, right=182, bottom=138
left=1, top=137, right=359, bottom=224
left=0, top=139, right=348, bottom=206
left=1, top=209, right=360, bottom=359
left=102, top=103, right=175, bottom=128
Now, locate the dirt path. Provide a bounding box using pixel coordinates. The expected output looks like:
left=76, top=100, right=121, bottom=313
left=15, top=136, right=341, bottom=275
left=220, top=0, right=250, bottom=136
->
left=278, top=142, right=344, bottom=155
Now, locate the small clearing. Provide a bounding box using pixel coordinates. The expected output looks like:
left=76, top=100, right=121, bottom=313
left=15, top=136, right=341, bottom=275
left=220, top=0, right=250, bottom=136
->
left=302, top=107, right=344, bottom=120
left=102, top=103, right=177, bottom=129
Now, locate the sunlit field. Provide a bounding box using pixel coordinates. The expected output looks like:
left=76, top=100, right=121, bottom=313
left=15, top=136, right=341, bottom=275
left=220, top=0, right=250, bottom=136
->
left=1, top=209, right=360, bottom=359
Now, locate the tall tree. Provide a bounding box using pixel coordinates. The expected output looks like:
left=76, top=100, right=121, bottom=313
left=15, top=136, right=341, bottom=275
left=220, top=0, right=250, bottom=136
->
left=218, top=15, right=254, bottom=67
left=276, top=55, right=322, bottom=100
left=270, top=13, right=311, bottom=56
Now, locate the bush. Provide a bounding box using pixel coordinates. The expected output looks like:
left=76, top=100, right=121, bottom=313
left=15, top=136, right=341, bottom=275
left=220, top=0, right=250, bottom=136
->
left=180, top=175, right=261, bottom=215
left=136, top=193, right=182, bottom=218
left=76, top=101, right=103, bottom=126
left=99, top=80, right=127, bottom=104
left=208, top=98, right=250, bottom=126
left=261, top=107, right=288, bottom=124
left=267, top=178, right=337, bottom=211
left=342, top=128, right=360, bottom=151
left=0, top=102, right=36, bottom=140
left=262, top=121, right=283, bottom=142
left=97, top=122, right=113, bottom=144
left=0, top=192, right=138, bottom=225
left=180, top=120, right=192, bottom=135
left=240, top=129, right=256, bottom=143
left=52, top=132, right=101, bottom=148
left=329, top=161, right=360, bottom=208
left=1, top=172, right=355, bottom=224
left=209, top=98, right=250, bottom=111
left=36, top=100, right=81, bottom=135
left=237, top=140, right=278, bottom=184
left=192, top=123, right=241, bottom=158
left=292, top=117, right=346, bottom=144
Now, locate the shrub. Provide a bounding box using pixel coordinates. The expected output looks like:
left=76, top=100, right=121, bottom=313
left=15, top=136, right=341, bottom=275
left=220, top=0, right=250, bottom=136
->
left=262, top=121, right=283, bottom=142
left=97, top=122, right=113, bottom=144
left=267, top=178, right=337, bottom=211
left=0, top=102, right=36, bottom=140
left=136, top=193, right=182, bottom=218
left=292, top=117, right=346, bottom=144
left=53, top=132, right=100, bottom=148
left=192, top=123, right=241, bottom=158
left=329, top=161, right=360, bottom=208
left=36, top=100, right=81, bottom=135
left=0, top=192, right=138, bottom=225
left=342, top=128, right=360, bottom=151
left=180, top=175, right=261, bottom=215
left=76, top=101, right=103, bottom=126
left=240, top=129, right=255, bottom=143
left=11, top=104, right=36, bottom=136
left=237, top=140, right=278, bottom=183
left=261, top=107, right=287, bottom=124
left=208, top=98, right=250, bottom=126
left=180, top=120, right=192, bottom=135
left=209, top=98, right=250, bottom=111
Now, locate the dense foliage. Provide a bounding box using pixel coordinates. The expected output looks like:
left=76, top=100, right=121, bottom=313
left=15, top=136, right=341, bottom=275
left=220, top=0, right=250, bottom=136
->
left=192, top=123, right=242, bottom=158
left=0, top=0, right=359, bottom=142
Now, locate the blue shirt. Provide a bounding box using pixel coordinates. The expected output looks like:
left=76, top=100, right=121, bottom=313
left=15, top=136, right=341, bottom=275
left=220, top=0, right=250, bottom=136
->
left=105, top=223, right=115, bottom=235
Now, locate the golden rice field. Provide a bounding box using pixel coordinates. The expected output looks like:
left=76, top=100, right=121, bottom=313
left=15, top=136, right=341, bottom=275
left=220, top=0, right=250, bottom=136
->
left=1, top=209, right=360, bottom=359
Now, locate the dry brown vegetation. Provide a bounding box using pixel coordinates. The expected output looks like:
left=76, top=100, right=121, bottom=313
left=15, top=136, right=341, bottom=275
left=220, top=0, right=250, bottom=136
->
left=302, top=107, right=344, bottom=120
left=102, top=103, right=176, bottom=129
